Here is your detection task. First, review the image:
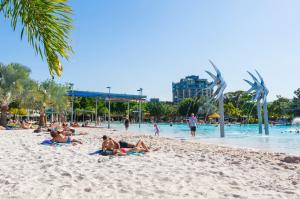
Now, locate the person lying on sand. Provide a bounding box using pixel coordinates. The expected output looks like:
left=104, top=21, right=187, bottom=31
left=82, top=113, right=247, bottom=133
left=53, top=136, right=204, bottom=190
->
left=71, top=122, right=80, bottom=128
left=21, top=121, right=32, bottom=129
left=50, top=130, right=82, bottom=144
left=102, top=135, right=120, bottom=151
left=101, top=135, right=157, bottom=155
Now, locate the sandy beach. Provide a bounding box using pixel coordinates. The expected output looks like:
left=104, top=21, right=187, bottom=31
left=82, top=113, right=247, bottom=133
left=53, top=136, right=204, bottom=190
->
left=0, top=127, right=299, bottom=199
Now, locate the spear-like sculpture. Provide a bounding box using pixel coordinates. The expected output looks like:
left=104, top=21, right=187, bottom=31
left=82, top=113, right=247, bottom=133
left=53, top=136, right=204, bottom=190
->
left=206, top=60, right=227, bottom=137
left=244, top=72, right=263, bottom=134
left=244, top=70, right=269, bottom=135
left=256, top=70, right=269, bottom=135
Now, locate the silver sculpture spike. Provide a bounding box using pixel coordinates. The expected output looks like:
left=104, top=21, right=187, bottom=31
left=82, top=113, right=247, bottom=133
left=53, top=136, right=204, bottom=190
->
left=206, top=60, right=226, bottom=137
left=245, top=70, right=269, bottom=135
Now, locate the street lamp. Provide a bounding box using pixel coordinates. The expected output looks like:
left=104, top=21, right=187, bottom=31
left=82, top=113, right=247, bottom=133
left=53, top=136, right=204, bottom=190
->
left=106, top=86, right=111, bottom=129
left=67, top=83, right=74, bottom=124
left=137, top=88, right=143, bottom=128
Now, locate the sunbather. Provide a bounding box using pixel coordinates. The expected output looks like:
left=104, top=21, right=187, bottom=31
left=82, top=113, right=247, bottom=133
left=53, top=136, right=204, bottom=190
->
left=71, top=122, right=80, bottom=128
left=101, top=135, right=153, bottom=155
left=50, top=130, right=82, bottom=144
left=21, top=121, right=32, bottom=129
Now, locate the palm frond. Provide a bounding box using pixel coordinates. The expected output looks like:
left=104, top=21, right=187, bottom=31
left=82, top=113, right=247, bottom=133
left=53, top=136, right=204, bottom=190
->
left=0, top=0, right=73, bottom=77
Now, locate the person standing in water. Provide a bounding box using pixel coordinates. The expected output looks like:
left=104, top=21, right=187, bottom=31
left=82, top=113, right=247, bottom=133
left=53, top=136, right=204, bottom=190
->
left=154, top=123, right=160, bottom=136
left=188, top=113, right=197, bottom=136
left=124, top=116, right=129, bottom=131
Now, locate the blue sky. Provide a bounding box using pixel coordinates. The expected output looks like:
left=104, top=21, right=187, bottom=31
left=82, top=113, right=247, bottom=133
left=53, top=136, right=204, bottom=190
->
left=0, top=0, right=300, bottom=101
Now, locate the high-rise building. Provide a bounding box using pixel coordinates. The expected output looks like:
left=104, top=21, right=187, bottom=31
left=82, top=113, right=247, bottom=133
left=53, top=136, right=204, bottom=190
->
left=149, top=98, right=160, bottom=103
left=172, top=75, right=212, bottom=102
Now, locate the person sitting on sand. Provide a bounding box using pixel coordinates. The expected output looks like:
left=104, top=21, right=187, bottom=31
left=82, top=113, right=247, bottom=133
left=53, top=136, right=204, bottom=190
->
left=50, top=130, right=82, bottom=144
left=21, top=120, right=32, bottom=129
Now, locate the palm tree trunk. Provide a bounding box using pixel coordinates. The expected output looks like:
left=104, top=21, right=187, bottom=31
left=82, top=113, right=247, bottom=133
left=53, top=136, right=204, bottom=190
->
left=0, top=103, right=8, bottom=127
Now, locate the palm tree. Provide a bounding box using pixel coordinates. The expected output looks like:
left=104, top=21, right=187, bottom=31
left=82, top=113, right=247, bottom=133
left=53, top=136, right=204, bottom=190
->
left=0, top=0, right=73, bottom=77
left=40, top=80, right=69, bottom=124
left=19, top=79, right=48, bottom=126
left=0, top=63, right=31, bottom=126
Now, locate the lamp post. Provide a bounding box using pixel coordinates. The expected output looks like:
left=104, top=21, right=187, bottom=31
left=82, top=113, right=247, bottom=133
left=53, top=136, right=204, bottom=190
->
left=106, top=86, right=111, bottom=129
left=95, top=97, right=98, bottom=126
left=127, top=101, right=130, bottom=120
left=137, top=88, right=143, bottom=128
left=70, top=83, right=74, bottom=124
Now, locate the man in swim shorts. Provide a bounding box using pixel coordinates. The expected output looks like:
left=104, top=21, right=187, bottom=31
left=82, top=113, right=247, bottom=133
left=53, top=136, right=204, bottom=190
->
left=188, top=113, right=197, bottom=137
left=101, top=135, right=151, bottom=155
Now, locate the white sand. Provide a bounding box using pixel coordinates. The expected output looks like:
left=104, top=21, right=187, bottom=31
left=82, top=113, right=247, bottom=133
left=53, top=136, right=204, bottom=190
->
left=0, top=127, right=299, bottom=199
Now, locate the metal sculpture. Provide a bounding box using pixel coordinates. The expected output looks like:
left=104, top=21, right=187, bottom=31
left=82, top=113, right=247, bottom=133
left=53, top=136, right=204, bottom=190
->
left=206, top=60, right=227, bottom=137
left=244, top=70, right=269, bottom=135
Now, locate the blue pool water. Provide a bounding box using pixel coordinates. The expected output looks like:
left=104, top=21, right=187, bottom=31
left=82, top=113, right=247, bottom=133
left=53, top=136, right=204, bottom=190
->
left=110, top=123, right=300, bottom=155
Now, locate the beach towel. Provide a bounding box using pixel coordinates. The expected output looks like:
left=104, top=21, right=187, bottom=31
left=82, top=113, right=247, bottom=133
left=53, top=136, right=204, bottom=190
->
left=89, top=149, right=103, bottom=155
left=126, top=151, right=145, bottom=155
left=40, top=139, right=71, bottom=146
left=88, top=150, right=114, bottom=156
left=89, top=149, right=145, bottom=156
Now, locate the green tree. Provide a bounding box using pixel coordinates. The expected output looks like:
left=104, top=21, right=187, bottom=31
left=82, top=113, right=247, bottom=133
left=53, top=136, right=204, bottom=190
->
left=177, top=96, right=216, bottom=120
left=195, top=96, right=217, bottom=121
left=268, top=95, right=292, bottom=120
left=292, top=88, right=300, bottom=107
left=0, top=0, right=73, bottom=77
left=41, top=80, right=69, bottom=122
left=224, top=102, right=241, bottom=120
left=162, top=103, right=177, bottom=121
left=178, top=98, right=194, bottom=116
left=224, top=90, right=255, bottom=121
left=145, top=102, right=164, bottom=121
left=0, top=63, right=31, bottom=126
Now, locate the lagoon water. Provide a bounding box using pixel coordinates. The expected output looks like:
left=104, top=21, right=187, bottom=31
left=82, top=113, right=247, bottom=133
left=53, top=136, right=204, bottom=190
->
left=110, top=123, right=300, bottom=155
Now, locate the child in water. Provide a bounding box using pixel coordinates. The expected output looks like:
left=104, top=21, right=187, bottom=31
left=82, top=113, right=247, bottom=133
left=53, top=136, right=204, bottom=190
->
left=154, top=123, right=160, bottom=136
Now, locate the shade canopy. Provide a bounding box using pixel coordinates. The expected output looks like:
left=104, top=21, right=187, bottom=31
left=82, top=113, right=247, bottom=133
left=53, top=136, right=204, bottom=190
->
left=67, top=90, right=146, bottom=101
left=208, top=113, right=220, bottom=119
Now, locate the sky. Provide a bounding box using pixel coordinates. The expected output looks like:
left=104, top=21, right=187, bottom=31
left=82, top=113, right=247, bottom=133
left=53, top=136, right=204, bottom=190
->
left=0, top=0, right=300, bottom=101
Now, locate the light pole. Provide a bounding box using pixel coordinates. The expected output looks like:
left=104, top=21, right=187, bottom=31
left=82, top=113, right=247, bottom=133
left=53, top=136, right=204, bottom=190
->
left=67, top=83, right=74, bottom=124
left=106, top=86, right=111, bottom=128
left=137, top=88, right=143, bottom=128
left=95, top=97, right=98, bottom=126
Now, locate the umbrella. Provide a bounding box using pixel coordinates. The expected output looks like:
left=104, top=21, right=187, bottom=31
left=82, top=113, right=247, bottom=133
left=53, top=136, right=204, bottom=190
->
left=208, top=113, right=220, bottom=119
